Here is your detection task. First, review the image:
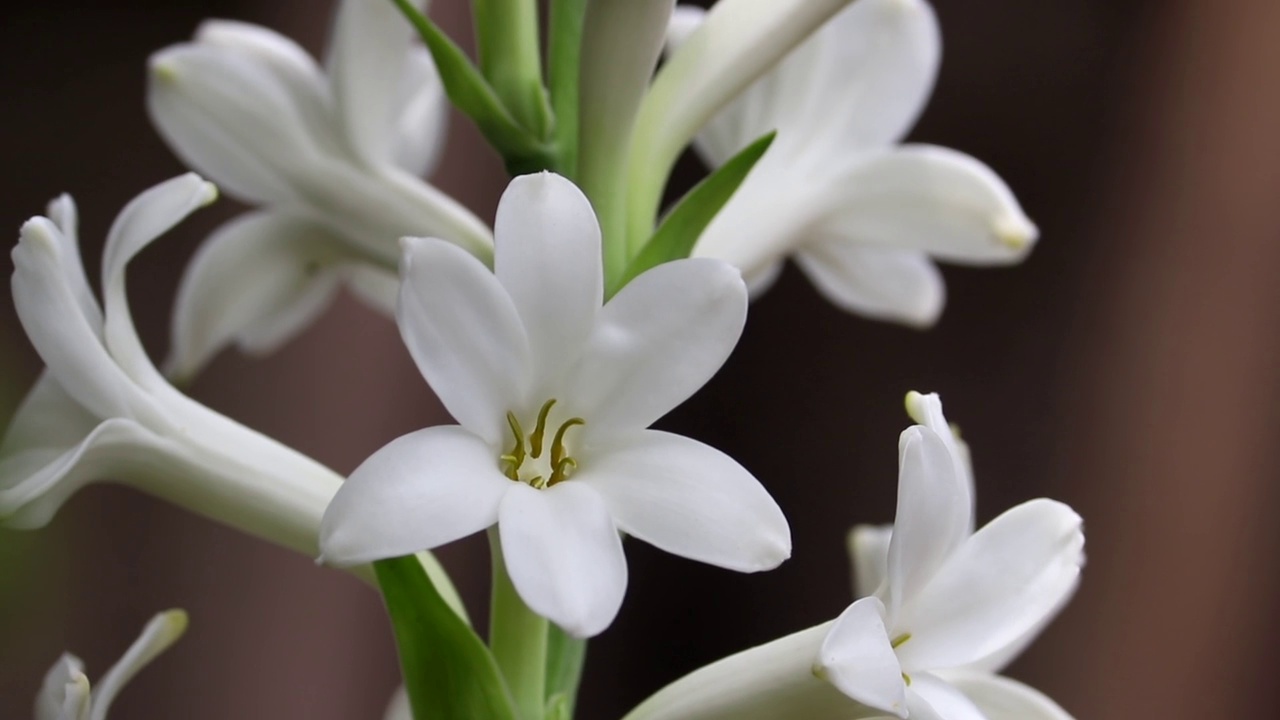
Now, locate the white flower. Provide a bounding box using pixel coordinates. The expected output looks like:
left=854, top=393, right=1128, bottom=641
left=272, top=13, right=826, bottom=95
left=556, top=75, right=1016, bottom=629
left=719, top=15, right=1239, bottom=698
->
left=0, top=174, right=344, bottom=557
left=320, top=172, right=791, bottom=637
left=819, top=393, right=1081, bottom=719
left=147, top=0, right=493, bottom=380
left=668, top=0, right=1037, bottom=326
left=623, top=393, right=1081, bottom=720
left=35, top=610, right=187, bottom=720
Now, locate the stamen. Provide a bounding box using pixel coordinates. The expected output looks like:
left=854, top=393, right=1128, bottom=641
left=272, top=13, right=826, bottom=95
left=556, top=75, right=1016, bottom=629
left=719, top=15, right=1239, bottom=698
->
left=548, top=457, right=578, bottom=487
left=503, top=412, right=526, bottom=479
left=528, top=399, right=556, bottom=458
left=550, top=418, right=585, bottom=471
left=902, top=672, right=912, bottom=686
left=890, top=632, right=912, bottom=649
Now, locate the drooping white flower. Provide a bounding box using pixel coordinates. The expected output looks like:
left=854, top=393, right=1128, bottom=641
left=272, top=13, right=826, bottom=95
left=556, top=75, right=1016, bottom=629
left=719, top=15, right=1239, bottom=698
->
left=320, top=172, right=790, bottom=637
left=0, top=174, right=343, bottom=557
left=148, top=0, right=493, bottom=380
left=623, top=393, right=1081, bottom=720
left=668, top=0, right=1038, bottom=326
left=35, top=610, right=187, bottom=720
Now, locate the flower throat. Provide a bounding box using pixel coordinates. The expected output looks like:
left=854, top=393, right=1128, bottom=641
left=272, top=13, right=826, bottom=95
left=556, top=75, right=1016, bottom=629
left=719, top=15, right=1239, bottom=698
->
left=501, top=399, right=583, bottom=488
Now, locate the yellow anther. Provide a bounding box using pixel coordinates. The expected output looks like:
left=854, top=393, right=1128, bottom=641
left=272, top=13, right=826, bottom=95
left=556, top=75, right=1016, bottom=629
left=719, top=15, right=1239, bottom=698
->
left=548, top=457, right=578, bottom=487
left=902, top=672, right=912, bottom=686
left=890, top=632, right=912, bottom=649
left=550, top=418, right=585, bottom=471
left=504, top=412, right=526, bottom=476
left=528, top=399, right=557, bottom=458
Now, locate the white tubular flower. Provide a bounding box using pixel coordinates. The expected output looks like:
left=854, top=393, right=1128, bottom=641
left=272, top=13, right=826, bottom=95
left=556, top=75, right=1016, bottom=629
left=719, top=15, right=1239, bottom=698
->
left=35, top=610, right=187, bottom=720
left=148, top=0, right=493, bottom=380
left=320, top=172, right=790, bottom=638
left=668, top=0, right=1038, bottom=326
left=624, top=393, right=1081, bottom=720
left=0, top=175, right=343, bottom=557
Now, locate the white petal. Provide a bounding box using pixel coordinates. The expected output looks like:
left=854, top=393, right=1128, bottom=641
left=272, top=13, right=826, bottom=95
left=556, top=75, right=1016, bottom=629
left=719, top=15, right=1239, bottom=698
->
left=884, top=426, right=970, bottom=623
left=577, top=430, right=789, bottom=572
left=164, top=212, right=351, bottom=381
left=43, top=195, right=102, bottom=332
left=147, top=43, right=323, bottom=204
left=12, top=219, right=146, bottom=422
left=818, top=597, right=906, bottom=718
left=566, top=258, right=746, bottom=435
left=88, top=610, right=188, bottom=720
left=382, top=686, right=411, bottom=720
left=36, top=654, right=85, bottom=720
left=849, top=523, right=892, bottom=599
left=397, top=237, right=530, bottom=444
left=389, top=47, right=448, bottom=177
left=665, top=5, right=706, bottom=49
left=894, top=500, right=1084, bottom=671
left=744, top=259, right=784, bottom=298
left=940, top=671, right=1075, bottom=720
left=794, top=244, right=944, bottom=327
left=902, top=391, right=974, bottom=533
left=905, top=673, right=987, bottom=720
left=319, top=425, right=510, bottom=566
left=346, top=264, right=401, bottom=318
left=816, top=146, right=1038, bottom=265
left=498, top=482, right=627, bottom=638
left=101, top=174, right=217, bottom=391
left=494, top=173, right=603, bottom=392
left=326, top=0, right=426, bottom=164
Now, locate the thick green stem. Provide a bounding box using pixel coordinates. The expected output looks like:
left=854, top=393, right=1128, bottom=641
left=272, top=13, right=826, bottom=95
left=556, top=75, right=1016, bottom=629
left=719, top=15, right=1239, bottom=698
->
left=548, top=0, right=587, bottom=179
left=473, top=0, right=553, bottom=139
left=489, top=528, right=549, bottom=720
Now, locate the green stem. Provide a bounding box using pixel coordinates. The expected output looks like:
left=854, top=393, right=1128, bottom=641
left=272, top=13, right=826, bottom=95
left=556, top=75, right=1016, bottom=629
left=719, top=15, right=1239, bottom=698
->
left=489, top=528, right=549, bottom=720
left=547, top=0, right=587, bottom=179
left=472, top=0, right=553, bottom=139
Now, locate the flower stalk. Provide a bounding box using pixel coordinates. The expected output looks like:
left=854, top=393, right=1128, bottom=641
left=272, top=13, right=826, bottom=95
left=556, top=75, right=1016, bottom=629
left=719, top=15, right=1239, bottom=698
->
left=489, top=529, right=550, bottom=720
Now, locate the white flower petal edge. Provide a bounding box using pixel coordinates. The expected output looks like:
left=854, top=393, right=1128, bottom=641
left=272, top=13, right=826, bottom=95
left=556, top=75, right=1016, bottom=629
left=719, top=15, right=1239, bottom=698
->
left=623, top=393, right=1081, bottom=720
left=673, top=0, right=1037, bottom=325
left=149, top=0, right=491, bottom=378
left=320, top=172, right=790, bottom=636
left=35, top=610, right=187, bottom=720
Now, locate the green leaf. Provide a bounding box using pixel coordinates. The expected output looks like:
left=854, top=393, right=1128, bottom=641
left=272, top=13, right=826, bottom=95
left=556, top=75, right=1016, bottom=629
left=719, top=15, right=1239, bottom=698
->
left=392, top=0, right=556, bottom=174
left=375, top=555, right=519, bottom=720
left=545, top=624, right=587, bottom=718
left=610, top=131, right=776, bottom=297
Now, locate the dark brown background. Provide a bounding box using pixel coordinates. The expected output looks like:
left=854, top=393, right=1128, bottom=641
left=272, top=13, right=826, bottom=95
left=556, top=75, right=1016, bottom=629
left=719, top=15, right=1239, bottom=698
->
left=3, top=0, right=1279, bottom=718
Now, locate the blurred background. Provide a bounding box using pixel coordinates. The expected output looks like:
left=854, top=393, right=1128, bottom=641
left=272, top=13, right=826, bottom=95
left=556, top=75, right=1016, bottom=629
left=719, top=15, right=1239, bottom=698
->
left=3, top=0, right=1279, bottom=717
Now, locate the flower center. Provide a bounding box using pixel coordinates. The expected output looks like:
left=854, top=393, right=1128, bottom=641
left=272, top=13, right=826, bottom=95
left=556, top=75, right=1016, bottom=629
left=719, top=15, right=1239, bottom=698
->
left=500, top=399, right=584, bottom=489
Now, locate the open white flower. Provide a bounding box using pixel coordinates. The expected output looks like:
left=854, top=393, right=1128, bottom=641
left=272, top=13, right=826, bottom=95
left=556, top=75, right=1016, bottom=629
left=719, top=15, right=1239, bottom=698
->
left=0, top=174, right=343, bottom=557
left=624, top=393, right=1081, bottom=720
left=320, top=172, right=790, bottom=637
left=148, top=0, right=493, bottom=380
left=35, top=610, right=187, bottom=720
left=668, top=0, right=1037, bottom=325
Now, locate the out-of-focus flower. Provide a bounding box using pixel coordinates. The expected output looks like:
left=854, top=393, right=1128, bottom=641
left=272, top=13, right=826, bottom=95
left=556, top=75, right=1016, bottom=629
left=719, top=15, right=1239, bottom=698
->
left=669, top=0, right=1037, bottom=326
left=35, top=610, right=187, bottom=720
left=148, top=0, right=493, bottom=380
left=320, top=172, right=790, bottom=637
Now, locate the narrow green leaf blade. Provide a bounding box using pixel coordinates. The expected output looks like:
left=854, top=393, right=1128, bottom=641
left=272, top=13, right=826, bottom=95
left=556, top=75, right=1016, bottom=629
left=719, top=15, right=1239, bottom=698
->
left=612, top=131, right=776, bottom=296
left=391, top=0, right=555, bottom=171
left=375, top=555, right=519, bottom=720
left=545, top=625, right=587, bottom=718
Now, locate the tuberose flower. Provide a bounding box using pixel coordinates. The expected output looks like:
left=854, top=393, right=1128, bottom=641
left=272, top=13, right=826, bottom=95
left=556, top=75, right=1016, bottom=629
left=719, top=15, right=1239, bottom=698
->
left=320, top=172, right=791, bottom=637
left=35, top=610, right=187, bottom=720
left=668, top=0, right=1038, bottom=326
left=0, top=174, right=344, bottom=557
left=623, top=393, right=1082, bottom=720
left=148, top=0, right=493, bottom=380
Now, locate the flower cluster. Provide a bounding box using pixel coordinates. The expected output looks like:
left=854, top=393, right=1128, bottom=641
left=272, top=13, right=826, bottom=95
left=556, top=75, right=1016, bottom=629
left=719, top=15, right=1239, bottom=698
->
left=5, top=0, right=1086, bottom=718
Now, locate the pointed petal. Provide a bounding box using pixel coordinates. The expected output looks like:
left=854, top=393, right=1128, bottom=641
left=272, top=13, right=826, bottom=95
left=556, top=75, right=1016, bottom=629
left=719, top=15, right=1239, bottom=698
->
left=147, top=43, right=323, bottom=204
left=817, top=146, right=1038, bottom=265
left=165, top=212, right=351, bottom=381
left=397, top=237, right=530, bottom=444
left=578, top=430, right=789, bottom=572
left=12, top=218, right=146, bottom=422
left=884, top=426, right=970, bottom=623
left=326, top=0, right=426, bottom=164
left=88, top=610, right=188, bottom=720
left=494, top=173, right=603, bottom=392
left=903, top=391, right=974, bottom=532
left=905, top=673, right=987, bottom=720
left=567, top=258, right=746, bottom=435
left=941, top=671, right=1075, bottom=720
left=794, top=243, right=944, bottom=327
left=895, top=500, right=1084, bottom=671
left=744, top=259, right=784, bottom=298
left=102, top=173, right=217, bottom=390
left=194, top=19, right=327, bottom=99
left=849, top=523, right=892, bottom=599
left=1, top=374, right=101, bottom=476
left=36, top=654, right=85, bottom=720
left=498, top=482, right=627, bottom=638
left=319, top=425, right=509, bottom=566
left=389, top=47, right=448, bottom=177
left=818, top=597, right=906, bottom=718
left=43, top=195, right=102, bottom=332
